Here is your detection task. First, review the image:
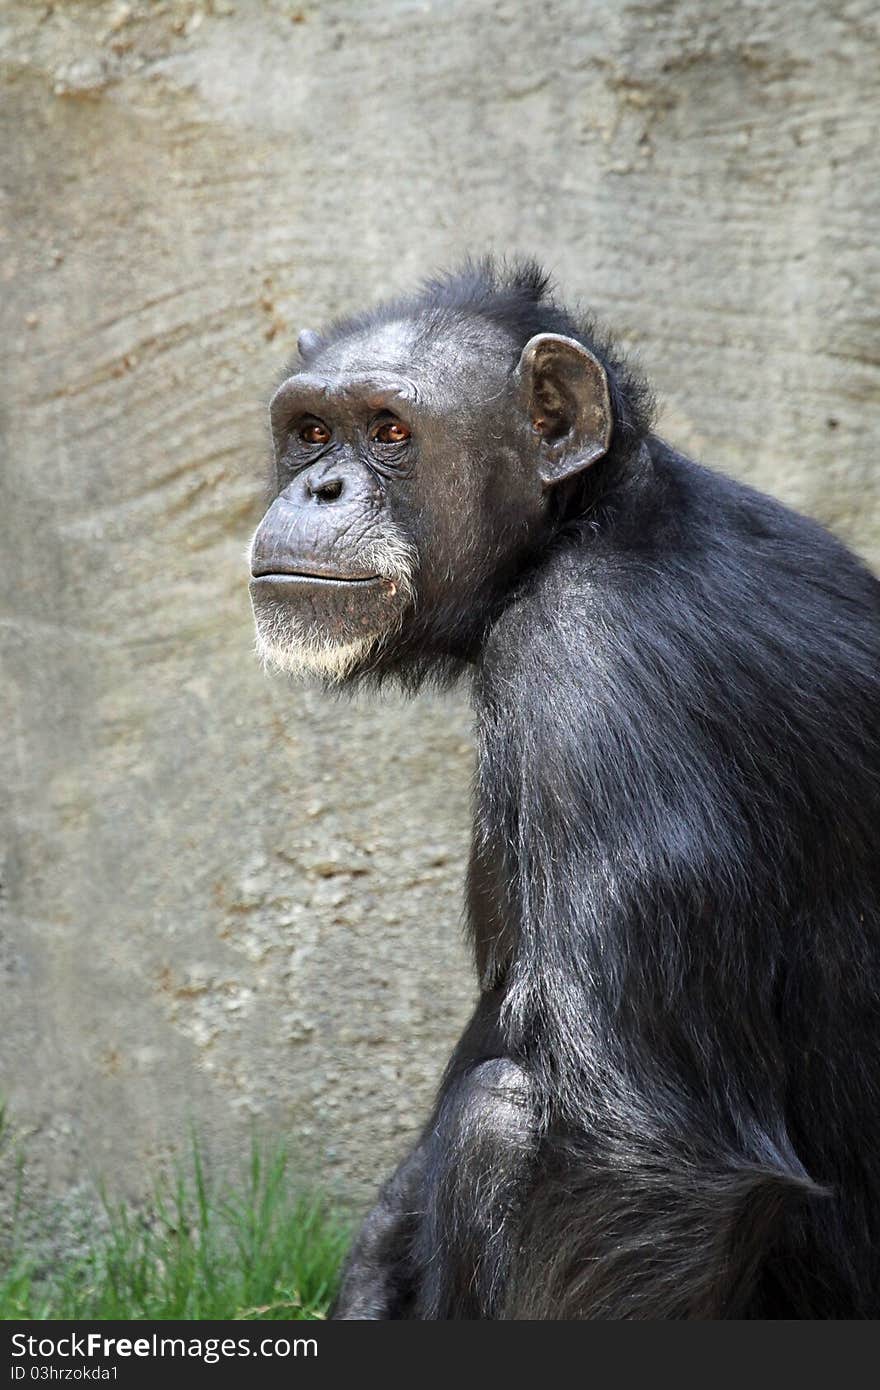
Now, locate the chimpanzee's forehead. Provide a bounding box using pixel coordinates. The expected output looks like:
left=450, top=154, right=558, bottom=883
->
left=303, top=315, right=518, bottom=398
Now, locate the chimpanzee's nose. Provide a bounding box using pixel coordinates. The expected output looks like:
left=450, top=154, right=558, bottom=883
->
left=307, top=475, right=344, bottom=504
left=273, top=458, right=375, bottom=521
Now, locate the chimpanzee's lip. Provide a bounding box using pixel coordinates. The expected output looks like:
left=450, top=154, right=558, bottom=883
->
left=250, top=571, right=384, bottom=587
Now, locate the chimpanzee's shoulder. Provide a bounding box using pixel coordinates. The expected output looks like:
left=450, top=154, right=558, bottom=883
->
left=485, top=440, right=880, bottom=694
left=559, top=439, right=880, bottom=623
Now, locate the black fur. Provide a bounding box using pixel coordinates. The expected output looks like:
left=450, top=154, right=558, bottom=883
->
left=285, top=260, right=880, bottom=1318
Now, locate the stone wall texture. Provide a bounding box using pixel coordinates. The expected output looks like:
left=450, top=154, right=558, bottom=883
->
left=1, top=0, right=878, bottom=1218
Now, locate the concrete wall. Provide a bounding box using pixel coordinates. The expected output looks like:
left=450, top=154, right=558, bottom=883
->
left=1, top=0, right=878, bottom=1217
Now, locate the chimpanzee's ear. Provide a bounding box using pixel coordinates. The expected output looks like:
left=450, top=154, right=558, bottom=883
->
left=297, top=329, right=322, bottom=361
left=515, top=333, right=613, bottom=486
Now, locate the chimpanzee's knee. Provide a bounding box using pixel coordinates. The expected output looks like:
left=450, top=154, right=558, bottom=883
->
left=413, top=1058, right=536, bottom=1317
left=450, top=1058, right=534, bottom=1161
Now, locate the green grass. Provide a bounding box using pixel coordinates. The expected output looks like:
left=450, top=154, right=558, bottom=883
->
left=0, top=1111, right=349, bottom=1320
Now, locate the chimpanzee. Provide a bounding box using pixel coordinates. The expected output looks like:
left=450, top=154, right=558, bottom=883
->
left=248, top=258, right=880, bottom=1318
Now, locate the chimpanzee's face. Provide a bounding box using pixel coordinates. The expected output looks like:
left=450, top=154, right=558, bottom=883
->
left=249, top=319, right=534, bottom=681
left=248, top=315, right=612, bottom=684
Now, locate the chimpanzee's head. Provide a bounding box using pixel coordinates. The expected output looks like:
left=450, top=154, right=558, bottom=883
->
left=248, top=259, right=649, bottom=686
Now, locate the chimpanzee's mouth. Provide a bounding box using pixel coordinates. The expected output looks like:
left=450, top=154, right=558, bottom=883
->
left=250, top=571, right=384, bottom=586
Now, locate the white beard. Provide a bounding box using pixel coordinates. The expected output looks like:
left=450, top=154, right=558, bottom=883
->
left=253, top=614, right=378, bottom=684
left=248, top=526, right=417, bottom=685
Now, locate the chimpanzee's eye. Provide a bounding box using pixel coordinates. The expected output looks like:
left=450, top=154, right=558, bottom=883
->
left=299, top=419, right=331, bottom=446
left=371, top=417, right=411, bottom=446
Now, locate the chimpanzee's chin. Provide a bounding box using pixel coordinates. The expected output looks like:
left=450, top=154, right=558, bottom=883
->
left=249, top=579, right=404, bottom=683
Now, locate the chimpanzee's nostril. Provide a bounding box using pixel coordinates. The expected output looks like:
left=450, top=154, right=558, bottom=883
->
left=308, top=477, right=344, bottom=504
